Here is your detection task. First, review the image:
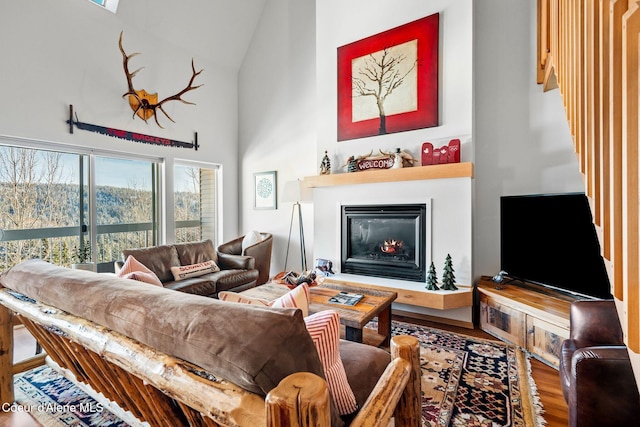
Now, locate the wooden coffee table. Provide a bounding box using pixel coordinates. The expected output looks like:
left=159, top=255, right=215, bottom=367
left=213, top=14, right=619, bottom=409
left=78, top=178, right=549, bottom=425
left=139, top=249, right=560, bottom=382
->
left=240, top=281, right=397, bottom=347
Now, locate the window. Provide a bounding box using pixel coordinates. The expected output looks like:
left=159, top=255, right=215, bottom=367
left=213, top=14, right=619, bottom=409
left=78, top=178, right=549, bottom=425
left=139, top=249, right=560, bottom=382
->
left=174, top=162, right=220, bottom=243
left=0, top=139, right=222, bottom=272
left=94, top=156, right=160, bottom=267
left=87, top=0, right=119, bottom=13
left=0, top=145, right=87, bottom=270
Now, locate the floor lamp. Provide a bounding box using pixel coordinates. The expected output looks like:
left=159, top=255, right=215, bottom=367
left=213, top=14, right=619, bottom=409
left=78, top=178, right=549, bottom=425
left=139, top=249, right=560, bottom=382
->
left=283, top=179, right=311, bottom=272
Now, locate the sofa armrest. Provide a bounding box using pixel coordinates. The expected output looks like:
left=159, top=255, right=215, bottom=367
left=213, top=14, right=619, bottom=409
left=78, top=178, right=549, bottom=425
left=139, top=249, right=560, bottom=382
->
left=570, top=346, right=640, bottom=427
left=569, top=300, right=623, bottom=345
left=218, top=236, right=244, bottom=255
left=217, top=252, right=255, bottom=270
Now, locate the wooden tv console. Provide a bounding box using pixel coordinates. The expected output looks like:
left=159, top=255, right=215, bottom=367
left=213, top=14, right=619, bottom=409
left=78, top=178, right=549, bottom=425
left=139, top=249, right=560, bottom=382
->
left=476, top=276, right=573, bottom=369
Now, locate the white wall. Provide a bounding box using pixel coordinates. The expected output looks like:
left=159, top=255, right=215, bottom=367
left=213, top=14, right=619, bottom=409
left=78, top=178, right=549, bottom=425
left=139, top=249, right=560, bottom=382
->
left=316, top=0, right=473, bottom=166
left=240, top=0, right=474, bottom=301
left=239, top=0, right=318, bottom=273
left=314, top=0, right=473, bottom=323
left=0, top=0, right=587, bottom=294
left=240, top=0, right=586, bottom=299
left=472, top=0, right=585, bottom=278
left=0, top=0, right=241, bottom=242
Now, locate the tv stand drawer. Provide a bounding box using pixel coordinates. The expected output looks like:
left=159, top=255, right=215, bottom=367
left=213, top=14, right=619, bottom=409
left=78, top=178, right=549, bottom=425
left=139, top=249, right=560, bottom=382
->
left=479, top=299, right=526, bottom=347
left=477, top=278, right=570, bottom=369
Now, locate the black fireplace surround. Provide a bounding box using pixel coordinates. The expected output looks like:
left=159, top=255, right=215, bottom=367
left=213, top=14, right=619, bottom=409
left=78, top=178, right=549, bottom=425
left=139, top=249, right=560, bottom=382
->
left=341, top=204, right=426, bottom=282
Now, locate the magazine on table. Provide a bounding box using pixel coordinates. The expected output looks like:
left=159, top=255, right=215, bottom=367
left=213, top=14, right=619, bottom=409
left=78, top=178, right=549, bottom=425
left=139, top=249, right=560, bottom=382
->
left=328, top=291, right=364, bottom=306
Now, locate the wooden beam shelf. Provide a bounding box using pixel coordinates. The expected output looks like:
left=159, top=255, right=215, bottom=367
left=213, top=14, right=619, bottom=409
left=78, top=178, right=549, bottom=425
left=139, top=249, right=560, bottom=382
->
left=324, top=278, right=473, bottom=311
left=302, top=162, right=474, bottom=188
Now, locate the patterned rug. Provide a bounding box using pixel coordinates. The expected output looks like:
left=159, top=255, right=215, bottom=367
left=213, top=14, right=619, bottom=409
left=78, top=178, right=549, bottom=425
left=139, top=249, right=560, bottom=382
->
left=388, top=320, right=546, bottom=427
left=12, top=321, right=545, bottom=427
left=13, top=365, right=129, bottom=427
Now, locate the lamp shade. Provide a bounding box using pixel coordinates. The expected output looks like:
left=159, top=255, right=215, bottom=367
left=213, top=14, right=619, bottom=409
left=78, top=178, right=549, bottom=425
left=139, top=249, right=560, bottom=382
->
left=281, top=179, right=312, bottom=203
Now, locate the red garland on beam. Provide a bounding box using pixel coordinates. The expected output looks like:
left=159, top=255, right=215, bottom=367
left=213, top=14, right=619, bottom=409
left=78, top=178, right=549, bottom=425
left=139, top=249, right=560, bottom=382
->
left=66, top=105, right=198, bottom=150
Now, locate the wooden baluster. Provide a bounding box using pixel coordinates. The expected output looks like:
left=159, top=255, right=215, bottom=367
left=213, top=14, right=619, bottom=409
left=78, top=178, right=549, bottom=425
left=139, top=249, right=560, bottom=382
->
left=622, top=0, right=640, bottom=352
left=599, top=0, right=612, bottom=262
left=610, top=0, right=630, bottom=300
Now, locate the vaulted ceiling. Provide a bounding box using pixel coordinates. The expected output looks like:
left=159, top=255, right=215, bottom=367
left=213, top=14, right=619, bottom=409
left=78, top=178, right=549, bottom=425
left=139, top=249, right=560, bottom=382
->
left=116, top=0, right=268, bottom=69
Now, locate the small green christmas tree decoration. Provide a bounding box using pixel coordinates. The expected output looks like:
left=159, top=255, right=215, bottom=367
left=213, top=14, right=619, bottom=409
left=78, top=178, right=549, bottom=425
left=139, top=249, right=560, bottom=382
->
left=425, top=261, right=440, bottom=290
left=441, top=254, right=458, bottom=290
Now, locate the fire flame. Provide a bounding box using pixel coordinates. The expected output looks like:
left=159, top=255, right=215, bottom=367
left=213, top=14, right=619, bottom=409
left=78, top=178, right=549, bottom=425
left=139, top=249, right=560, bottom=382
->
left=380, top=239, right=403, bottom=253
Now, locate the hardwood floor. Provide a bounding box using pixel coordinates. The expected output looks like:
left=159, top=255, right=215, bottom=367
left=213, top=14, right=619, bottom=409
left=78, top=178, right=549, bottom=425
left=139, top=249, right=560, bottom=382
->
left=1, top=319, right=568, bottom=427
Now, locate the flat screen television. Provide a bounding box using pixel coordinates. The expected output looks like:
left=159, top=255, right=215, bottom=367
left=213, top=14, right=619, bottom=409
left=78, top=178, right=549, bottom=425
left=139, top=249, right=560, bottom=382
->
left=500, top=192, right=612, bottom=299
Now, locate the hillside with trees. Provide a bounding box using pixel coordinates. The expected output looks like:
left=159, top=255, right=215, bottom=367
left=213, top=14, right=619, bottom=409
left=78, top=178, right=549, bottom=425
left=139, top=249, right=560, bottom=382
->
left=0, top=145, right=200, bottom=271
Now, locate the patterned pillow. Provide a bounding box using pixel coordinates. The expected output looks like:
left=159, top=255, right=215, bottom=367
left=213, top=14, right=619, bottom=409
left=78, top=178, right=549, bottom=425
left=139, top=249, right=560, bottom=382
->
left=219, top=284, right=310, bottom=317
left=304, top=310, right=358, bottom=415
left=117, top=255, right=163, bottom=286
left=170, top=260, right=220, bottom=281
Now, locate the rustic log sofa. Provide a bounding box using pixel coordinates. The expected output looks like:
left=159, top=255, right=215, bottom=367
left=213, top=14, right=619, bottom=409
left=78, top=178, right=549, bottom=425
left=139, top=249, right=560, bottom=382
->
left=0, top=259, right=421, bottom=427
left=115, top=239, right=259, bottom=298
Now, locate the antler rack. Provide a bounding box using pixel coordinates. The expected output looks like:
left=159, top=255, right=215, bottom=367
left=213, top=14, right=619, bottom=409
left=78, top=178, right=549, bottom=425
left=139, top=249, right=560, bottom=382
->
left=118, top=31, right=204, bottom=128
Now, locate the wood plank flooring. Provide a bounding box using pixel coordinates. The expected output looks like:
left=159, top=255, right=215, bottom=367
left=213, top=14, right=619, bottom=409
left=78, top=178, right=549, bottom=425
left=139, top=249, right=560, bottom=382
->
left=1, top=318, right=568, bottom=427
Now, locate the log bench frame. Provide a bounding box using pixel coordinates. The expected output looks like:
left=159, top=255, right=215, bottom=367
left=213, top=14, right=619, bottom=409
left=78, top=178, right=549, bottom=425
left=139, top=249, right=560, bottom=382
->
left=0, top=288, right=421, bottom=426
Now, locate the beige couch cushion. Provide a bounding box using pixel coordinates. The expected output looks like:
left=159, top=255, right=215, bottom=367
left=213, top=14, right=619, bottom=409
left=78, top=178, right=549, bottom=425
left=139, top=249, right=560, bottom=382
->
left=0, top=259, right=325, bottom=396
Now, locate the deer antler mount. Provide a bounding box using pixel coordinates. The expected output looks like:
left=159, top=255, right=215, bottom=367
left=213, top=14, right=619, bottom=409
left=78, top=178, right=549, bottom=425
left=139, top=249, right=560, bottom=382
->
left=118, top=31, right=204, bottom=128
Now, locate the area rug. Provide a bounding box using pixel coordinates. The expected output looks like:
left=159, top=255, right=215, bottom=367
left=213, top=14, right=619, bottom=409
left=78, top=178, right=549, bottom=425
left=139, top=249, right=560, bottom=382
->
left=13, top=365, right=129, bottom=427
left=388, top=320, right=546, bottom=427
left=12, top=322, right=545, bottom=427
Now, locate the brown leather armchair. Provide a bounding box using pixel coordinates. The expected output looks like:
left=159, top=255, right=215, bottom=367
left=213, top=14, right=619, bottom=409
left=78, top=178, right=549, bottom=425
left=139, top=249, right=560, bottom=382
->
left=218, top=232, right=273, bottom=285
left=559, top=299, right=640, bottom=427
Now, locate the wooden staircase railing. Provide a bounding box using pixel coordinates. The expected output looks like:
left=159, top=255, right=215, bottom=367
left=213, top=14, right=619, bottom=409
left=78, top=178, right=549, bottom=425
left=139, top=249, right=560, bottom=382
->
left=537, top=0, right=639, bottom=370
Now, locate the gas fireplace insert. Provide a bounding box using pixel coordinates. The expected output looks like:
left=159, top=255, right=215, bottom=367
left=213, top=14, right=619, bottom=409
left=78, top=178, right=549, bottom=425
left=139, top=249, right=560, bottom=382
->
left=341, top=204, right=426, bottom=282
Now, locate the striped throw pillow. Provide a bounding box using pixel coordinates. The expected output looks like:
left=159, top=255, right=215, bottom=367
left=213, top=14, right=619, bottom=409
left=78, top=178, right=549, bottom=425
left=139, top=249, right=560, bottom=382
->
left=304, top=310, right=358, bottom=416
left=219, top=284, right=310, bottom=317
left=271, top=284, right=310, bottom=317
left=218, top=292, right=271, bottom=306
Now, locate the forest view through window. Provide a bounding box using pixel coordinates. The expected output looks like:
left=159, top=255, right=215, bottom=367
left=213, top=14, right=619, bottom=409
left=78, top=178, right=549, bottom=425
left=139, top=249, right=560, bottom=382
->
left=174, top=163, right=218, bottom=243
left=0, top=144, right=217, bottom=272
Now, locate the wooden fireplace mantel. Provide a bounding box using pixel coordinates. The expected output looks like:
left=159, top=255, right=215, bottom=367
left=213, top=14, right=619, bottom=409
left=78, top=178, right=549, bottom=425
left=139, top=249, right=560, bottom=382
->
left=302, top=162, right=474, bottom=188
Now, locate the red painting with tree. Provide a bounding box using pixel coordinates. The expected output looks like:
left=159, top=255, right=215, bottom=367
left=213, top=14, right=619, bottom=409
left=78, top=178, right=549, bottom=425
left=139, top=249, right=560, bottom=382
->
left=337, top=13, right=439, bottom=141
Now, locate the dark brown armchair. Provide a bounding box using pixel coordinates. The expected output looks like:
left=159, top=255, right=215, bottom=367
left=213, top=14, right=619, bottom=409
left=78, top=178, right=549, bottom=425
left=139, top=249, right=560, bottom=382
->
left=559, top=299, right=640, bottom=427
left=218, top=232, right=273, bottom=285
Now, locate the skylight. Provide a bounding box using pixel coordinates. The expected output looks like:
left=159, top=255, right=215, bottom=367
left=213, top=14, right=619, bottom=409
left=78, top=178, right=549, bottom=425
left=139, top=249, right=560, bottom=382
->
left=88, top=0, right=119, bottom=13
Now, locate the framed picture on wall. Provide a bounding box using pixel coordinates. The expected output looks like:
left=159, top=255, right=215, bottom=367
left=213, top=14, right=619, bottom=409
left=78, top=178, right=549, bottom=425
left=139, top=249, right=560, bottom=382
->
left=337, top=13, right=440, bottom=141
left=254, top=171, right=277, bottom=210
